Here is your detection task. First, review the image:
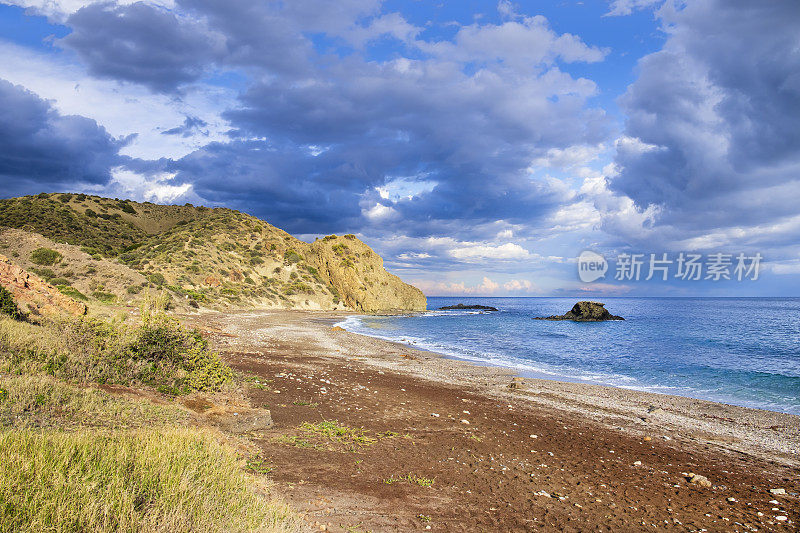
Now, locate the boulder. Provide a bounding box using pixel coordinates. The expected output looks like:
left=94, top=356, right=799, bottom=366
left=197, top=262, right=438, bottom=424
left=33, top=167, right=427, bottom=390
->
left=534, top=301, right=623, bottom=321
left=0, top=254, right=87, bottom=320
left=439, top=303, right=499, bottom=311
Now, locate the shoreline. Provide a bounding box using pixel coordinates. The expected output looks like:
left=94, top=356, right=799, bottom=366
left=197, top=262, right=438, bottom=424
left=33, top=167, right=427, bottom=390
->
left=188, top=309, right=798, bottom=531
left=332, top=313, right=800, bottom=413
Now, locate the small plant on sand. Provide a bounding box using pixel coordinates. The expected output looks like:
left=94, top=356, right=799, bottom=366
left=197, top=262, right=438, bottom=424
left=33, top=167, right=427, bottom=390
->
left=299, top=420, right=376, bottom=449
left=30, top=247, right=62, bottom=266
left=245, top=453, right=274, bottom=475
left=292, top=400, right=318, bottom=408
left=383, top=473, right=435, bottom=488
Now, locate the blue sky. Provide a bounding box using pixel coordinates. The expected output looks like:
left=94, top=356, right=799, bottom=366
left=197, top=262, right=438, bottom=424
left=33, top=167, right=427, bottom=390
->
left=1, top=0, right=799, bottom=297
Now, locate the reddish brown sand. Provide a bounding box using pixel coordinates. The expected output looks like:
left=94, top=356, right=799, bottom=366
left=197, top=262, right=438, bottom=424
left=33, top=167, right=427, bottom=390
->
left=193, top=310, right=799, bottom=532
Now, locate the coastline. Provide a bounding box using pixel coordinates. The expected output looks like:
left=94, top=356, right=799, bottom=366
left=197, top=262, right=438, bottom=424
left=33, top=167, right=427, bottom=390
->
left=189, top=309, right=799, bottom=531
left=328, top=312, right=800, bottom=465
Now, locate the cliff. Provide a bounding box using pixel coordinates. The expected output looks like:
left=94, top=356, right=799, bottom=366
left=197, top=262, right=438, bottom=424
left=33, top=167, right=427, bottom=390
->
left=0, top=194, right=426, bottom=313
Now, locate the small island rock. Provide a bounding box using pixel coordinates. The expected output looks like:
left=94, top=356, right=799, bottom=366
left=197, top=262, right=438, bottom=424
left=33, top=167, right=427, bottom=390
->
left=439, top=303, right=499, bottom=311
left=534, top=301, right=623, bottom=321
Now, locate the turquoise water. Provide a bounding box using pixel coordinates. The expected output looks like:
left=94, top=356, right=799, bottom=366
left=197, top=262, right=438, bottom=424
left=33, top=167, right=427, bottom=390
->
left=336, top=297, right=800, bottom=415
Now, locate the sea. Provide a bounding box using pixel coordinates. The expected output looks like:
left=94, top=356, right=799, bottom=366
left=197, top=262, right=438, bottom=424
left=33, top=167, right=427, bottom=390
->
left=335, top=297, right=800, bottom=416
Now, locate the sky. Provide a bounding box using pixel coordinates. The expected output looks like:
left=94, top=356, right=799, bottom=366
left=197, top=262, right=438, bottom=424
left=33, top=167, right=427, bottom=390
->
left=0, top=0, right=799, bottom=297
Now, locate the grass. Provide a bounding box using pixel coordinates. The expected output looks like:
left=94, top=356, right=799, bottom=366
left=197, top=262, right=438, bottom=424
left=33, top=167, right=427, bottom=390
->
left=57, top=285, right=89, bottom=301
left=299, top=420, right=376, bottom=448
left=291, top=400, right=318, bottom=408
left=383, top=473, right=435, bottom=488
left=0, top=374, right=188, bottom=429
left=0, top=427, right=301, bottom=532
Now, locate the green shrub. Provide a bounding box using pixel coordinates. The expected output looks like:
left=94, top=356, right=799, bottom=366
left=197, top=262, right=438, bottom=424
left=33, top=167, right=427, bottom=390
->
left=283, top=249, right=302, bottom=264
left=30, top=248, right=62, bottom=266
left=344, top=234, right=356, bottom=240
left=147, top=273, right=166, bottom=286
left=84, top=208, right=97, bottom=218
left=58, top=286, right=88, bottom=301
left=92, top=291, right=116, bottom=303
left=126, top=285, right=142, bottom=294
left=29, top=267, right=56, bottom=281
left=49, top=277, right=70, bottom=286
left=0, top=285, right=24, bottom=321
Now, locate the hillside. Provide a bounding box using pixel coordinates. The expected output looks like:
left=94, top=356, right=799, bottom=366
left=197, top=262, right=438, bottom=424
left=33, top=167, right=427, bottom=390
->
left=0, top=193, right=426, bottom=313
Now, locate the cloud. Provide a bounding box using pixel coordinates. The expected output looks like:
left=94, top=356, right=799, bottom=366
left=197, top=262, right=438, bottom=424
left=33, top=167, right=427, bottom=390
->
left=604, top=0, right=662, bottom=17
left=607, top=0, right=800, bottom=251
left=0, top=78, right=126, bottom=196
left=60, top=2, right=225, bottom=93
left=449, top=242, right=530, bottom=261
left=503, top=279, right=535, bottom=292
left=161, top=116, right=208, bottom=137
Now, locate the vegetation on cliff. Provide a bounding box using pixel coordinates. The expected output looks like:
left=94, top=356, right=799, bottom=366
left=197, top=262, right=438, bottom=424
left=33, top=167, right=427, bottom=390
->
left=0, top=193, right=425, bottom=312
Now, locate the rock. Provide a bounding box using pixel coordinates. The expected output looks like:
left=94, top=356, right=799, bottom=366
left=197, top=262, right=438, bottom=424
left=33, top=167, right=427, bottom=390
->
left=647, top=405, right=664, bottom=414
left=308, top=235, right=426, bottom=313
left=643, top=436, right=652, bottom=442
left=533, top=301, right=624, bottom=321
left=769, top=488, right=786, bottom=495
left=686, top=473, right=712, bottom=488
left=330, top=326, right=346, bottom=332
left=206, top=406, right=273, bottom=434
left=0, top=254, right=87, bottom=320
left=438, top=303, right=499, bottom=311
left=203, top=276, right=221, bottom=287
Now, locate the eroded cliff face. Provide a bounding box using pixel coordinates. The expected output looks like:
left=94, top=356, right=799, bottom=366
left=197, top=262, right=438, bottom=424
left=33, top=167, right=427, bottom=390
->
left=0, top=254, right=87, bottom=319
left=307, top=235, right=427, bottom=313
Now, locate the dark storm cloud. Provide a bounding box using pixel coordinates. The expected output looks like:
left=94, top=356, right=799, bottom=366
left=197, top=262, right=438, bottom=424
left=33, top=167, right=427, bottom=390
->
left=0, top=79, right=126, bottom=197
left=609, top=0, right=800, bottom=232
left=61, top=2, right=224, bottom=93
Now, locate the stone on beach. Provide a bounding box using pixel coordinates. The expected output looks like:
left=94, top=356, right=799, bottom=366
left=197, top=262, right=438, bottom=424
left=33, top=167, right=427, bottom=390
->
left=686, top=473, right=712, bottom=488
left=769, top=488, right=786, bottom=495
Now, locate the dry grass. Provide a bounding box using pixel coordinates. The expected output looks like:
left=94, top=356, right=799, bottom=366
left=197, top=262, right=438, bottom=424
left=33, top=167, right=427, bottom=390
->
left=0, top=374, right=188, bottom=429
left=0, top=427, right=302, bottom=532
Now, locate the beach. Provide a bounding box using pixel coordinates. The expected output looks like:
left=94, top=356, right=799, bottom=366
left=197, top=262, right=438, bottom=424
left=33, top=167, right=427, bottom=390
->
left=188, top=310, right=799, bottom=532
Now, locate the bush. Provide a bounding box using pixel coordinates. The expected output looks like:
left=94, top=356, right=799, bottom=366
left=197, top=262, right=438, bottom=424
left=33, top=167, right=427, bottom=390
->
left=84, top=208, right=97, bottom=217
left=30, top=248, right=62, bottom=266
left=126, top=285, right=142, bottom=294
left=147, top=273, right=166, bottom=286
left=0, top=300, right=233, bottom=393
left=29, top=267, right=56, bottom=281
left=0, top=285, right=24, bottom=321
left=49, top=277, right=70, bottom=286
left=58, top=286, right=88, bottom=301
left=283, top=249, right=302, bottom=265
left=92, top=291, right=116, bottom=303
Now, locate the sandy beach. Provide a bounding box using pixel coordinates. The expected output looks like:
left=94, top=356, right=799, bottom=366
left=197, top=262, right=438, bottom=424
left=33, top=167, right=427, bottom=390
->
left=189, top=309, right=799, bottom=532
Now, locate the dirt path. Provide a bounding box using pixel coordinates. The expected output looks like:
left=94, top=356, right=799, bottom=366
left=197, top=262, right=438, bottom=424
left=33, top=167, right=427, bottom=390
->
left=194, top=311, right=799, bottom=532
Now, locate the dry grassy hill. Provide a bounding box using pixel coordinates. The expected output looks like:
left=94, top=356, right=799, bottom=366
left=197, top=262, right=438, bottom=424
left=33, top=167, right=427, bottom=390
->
left=0, top=193, right=426, bottom=313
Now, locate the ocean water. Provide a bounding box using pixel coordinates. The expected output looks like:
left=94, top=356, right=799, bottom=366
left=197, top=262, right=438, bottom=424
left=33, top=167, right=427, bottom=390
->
left=336, top=297, right=800, bottom=415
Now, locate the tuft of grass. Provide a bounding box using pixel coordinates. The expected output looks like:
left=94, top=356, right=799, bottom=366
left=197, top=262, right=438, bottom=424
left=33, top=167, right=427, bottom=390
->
left=292, top=400, right=318, bottom=408
left=93, top=290, right=117, bottom=303
left=299, top=420, right=376, bottom=449
left=58, top=285, right=89, bottom=301
left=383, top=473, right=435, bottom=488
left=0, top=427, right=301, bottom=532
left=30, top=247, right=62, bottom=266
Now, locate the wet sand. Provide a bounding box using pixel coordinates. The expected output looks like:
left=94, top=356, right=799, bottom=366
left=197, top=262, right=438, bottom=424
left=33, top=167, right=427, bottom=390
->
left=191, top=310, right=798, bottom=532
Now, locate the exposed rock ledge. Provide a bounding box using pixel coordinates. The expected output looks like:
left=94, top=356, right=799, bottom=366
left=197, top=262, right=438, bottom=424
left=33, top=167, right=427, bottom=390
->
left=534, top=301, right=624, bottom=321
left=0, top=254, right=87, bottom=319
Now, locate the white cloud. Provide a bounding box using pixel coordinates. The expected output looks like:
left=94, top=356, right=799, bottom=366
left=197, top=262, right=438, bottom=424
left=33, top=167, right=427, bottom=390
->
left=503, top=279, right=535, bottom=292
left=105, top=168, right=195, bottom=203
left=449, top=242, right=530, bottom=261
left=604, top=0, right=662, bottom=17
